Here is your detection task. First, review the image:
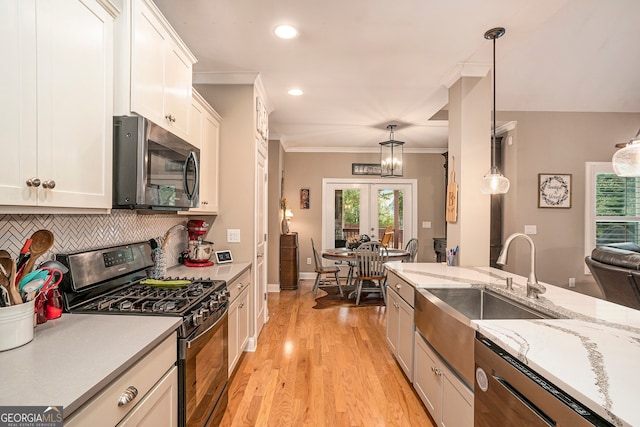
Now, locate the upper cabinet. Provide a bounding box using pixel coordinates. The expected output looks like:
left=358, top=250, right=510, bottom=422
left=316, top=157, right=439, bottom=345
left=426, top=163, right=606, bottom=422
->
left=115, top=0, right=196, bottom=142
left=0, top=0, right=117, bottom=211
left=181, top=90, right=222, bottom=215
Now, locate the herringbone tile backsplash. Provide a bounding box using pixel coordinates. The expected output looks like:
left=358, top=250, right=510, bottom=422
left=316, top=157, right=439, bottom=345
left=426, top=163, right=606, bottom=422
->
left=0, top=211, right=190, bottom=267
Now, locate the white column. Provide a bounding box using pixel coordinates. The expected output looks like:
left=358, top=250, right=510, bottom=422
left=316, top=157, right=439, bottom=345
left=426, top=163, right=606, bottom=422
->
left=446, top=74, right=492, bottom=266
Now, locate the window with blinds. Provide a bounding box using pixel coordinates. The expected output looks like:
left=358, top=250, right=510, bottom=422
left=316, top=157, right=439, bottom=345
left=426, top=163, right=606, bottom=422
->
left=595, top=174, right=640, bottom=245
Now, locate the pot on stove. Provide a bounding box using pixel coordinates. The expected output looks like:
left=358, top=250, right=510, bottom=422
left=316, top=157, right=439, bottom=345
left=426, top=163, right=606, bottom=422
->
left=188, top=241, right=214, bottom=263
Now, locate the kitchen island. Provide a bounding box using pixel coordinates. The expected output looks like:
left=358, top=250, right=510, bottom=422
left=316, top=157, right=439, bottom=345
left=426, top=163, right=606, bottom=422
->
left=386, top=262, right=640, bottom=427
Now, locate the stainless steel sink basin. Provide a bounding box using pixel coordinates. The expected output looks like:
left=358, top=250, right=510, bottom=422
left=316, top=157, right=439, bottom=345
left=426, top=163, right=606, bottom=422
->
left=414, top=287, right=555, bottom=389
left=426, top=288, right=551, bottom=320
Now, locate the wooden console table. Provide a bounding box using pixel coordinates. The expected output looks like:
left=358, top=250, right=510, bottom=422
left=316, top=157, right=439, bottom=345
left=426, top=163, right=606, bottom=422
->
left=279, top=233, right=299, bottom=290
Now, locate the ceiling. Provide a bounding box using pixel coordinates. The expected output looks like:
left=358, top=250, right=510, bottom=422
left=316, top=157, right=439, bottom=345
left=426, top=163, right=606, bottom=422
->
left=154, top=0, right=640, bottom=152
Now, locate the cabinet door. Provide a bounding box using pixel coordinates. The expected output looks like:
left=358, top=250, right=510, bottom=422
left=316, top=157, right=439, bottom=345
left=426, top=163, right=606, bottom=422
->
left=188, top=96, right=204, bottom=149
left=396, top=294, right=414, bottom=381
left=35, top=0, right=113, bottom=209
left=163, top=43, right=192, bottom=139
left=0, top=0, right=37, bottom=205
left=228, top=297, right=240, bottom=376
left=386, top=289, right=400, bottom=354
left=237, top=286, right=250, bottom=354
left=414, top=332, right=442, bottom=423
left=442, top=373, right=473, bottom=427
left=131, top=0, right=165, bottom=126
left=187, top=112, right=219, bottom=214
left=118, top=366, right=178, bottom=427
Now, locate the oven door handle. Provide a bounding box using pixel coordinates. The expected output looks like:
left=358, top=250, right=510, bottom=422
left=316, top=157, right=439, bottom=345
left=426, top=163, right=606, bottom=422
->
left=185, top=309, right=227, bottom=349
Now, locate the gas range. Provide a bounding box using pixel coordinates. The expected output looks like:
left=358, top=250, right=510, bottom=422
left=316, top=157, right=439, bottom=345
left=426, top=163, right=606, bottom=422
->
left=56, top=242, right=228, bottom=338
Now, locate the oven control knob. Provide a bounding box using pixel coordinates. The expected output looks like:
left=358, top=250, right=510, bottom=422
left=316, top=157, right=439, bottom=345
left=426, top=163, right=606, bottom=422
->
left=191, top=313, right=202, bottom=326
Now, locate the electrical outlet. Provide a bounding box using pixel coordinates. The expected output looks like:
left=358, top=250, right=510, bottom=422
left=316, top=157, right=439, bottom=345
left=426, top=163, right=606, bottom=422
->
left=569, top=277, right=576, bottom=288
left=306, top=257, right=312, bottom=265
left=524, top=225, right=537, bottom=235
left=422, top=221, right=432, bottom=229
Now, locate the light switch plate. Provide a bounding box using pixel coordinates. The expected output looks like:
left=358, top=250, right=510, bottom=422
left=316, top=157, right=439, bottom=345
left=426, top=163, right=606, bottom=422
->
left=524, top=225, right=537, bottom=235
left=227, top=229, right=241, bottom=243
left=422, top=221, right=432, bottom=229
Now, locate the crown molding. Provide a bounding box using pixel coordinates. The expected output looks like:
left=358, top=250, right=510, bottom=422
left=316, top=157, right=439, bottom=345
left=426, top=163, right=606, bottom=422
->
left=496, top=121, right=517, bottom=134
left=283, top=146, right=447, bottom=154
left=442, top=63, right=491, bottom=89
left=193, top=71, right=260, bottom=85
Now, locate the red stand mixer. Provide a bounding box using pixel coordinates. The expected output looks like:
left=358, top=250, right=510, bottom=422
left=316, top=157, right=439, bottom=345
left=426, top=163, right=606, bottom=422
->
left=184, top=220, right=214, bottom=267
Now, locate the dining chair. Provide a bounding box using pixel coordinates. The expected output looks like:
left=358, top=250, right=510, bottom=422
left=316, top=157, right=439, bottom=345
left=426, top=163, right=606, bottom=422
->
left=311, top=239, right=344, bottom=297
left=404, top=238, right=419, bottom=262
left=354, top=241, right=388, bottom=305
left=380, top=226, right=394, bottom=248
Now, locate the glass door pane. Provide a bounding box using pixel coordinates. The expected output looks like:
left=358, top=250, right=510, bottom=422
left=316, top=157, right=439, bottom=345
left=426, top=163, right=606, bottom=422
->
left=370, top=183, right=413, bottom=250
left=324, top=183, right=370, bottom=250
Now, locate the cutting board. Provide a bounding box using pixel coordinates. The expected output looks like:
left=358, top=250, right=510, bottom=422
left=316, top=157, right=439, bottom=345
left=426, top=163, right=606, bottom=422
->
left=446, top=158, right=458, bottom=223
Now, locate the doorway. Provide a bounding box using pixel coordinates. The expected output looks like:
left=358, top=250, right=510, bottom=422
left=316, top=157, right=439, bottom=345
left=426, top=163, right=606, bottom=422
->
left=322, top=178, right=417, bottom=251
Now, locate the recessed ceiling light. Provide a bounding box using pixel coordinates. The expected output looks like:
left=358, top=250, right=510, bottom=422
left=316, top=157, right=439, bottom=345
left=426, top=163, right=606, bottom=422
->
left=274, top=24, right=298, bottom=39
left=288, top=89, right=303, bottom=96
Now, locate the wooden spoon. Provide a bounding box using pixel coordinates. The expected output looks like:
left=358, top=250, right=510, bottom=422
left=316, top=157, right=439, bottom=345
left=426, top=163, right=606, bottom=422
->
left=22, top=230, right=55, bottom=276
left=0, top=257, right=21, bottom=305
left=0, top=250, right=10, bottom=259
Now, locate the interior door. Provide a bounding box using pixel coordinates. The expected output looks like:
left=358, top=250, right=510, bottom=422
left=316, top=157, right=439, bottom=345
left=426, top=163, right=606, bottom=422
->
left=254, top=139, right=268, bottom=337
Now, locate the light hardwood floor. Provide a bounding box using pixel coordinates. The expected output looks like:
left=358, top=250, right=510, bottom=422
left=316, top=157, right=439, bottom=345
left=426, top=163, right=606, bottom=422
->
left=220, top=280, right=435, bottom=426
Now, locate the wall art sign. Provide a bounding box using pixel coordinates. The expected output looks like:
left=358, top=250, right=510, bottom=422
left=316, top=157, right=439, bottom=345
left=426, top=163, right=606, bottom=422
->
left=538, top=174, right=572, bottom=208
left=300, top=188, right=310, bottom=209
left=352, top=163, right=381, bottom=176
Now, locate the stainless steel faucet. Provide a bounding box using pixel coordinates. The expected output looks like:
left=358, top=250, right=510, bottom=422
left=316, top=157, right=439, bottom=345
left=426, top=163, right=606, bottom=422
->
left=496, top=233, right=546, bottom=299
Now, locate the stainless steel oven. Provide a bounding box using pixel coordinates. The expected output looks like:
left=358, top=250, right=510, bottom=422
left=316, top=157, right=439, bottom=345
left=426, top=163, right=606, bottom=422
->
left=57, top=242, right=229, bottom=427
left=180, top=310, right=228, bottom=427
left=475, top=334, right=613, bottom=426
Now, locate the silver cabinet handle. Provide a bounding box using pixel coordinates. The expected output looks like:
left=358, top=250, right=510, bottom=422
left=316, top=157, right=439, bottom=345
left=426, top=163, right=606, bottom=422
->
left=238, top=283, right=243, bottom=289
left=257, top=253, right=264, bottom=258
left=165, top=114, right=176, bottom=123
left=42, top=180, right=56, bottom=189
left=202, top=200, right=208, bottom=205
left=117, top=386, right=139, bottom=406
left=239, top=303, right=244, bottom=309
left=26, top=178, right=41, bottom=187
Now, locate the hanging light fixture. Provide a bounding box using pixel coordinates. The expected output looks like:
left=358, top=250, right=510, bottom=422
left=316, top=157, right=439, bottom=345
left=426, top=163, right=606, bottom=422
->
left=480, top=27, right=510, bottom=195
left=380, top=124, right=404, bottom=177
left=612, top=128, right=640, bottom=176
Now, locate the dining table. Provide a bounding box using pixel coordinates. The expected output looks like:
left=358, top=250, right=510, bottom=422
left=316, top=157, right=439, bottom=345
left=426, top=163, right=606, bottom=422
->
left=321, top=247, right=410, bottom=297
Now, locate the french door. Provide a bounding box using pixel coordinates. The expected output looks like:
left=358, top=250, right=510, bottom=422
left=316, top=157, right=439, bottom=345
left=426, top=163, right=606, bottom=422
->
left=322, top=178, right=417, bottom=251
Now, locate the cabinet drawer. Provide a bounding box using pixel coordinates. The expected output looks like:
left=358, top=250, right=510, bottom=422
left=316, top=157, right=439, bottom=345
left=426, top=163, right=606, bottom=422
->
left=386, top=271, right=414, bottom=307
left=66, top=333, right=177, bottom=427
left=228, top=268, right=251, bottom=303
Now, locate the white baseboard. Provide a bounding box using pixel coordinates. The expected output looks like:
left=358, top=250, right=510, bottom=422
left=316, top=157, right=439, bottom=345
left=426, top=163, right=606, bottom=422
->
left=267, top=283, right=280, bottom=293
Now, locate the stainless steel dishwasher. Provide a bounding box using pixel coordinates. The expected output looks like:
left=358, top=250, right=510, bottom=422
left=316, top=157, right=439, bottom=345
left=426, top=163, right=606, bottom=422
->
left=474, top=334, right=613, bottom=426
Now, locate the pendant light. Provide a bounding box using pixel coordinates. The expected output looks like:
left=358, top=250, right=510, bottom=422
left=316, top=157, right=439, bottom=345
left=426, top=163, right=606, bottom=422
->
left=612, top=128, right=640, bottom=176
left=380, top=124, right=404, bottom=177
left=480, top=27, right=510, bottom=195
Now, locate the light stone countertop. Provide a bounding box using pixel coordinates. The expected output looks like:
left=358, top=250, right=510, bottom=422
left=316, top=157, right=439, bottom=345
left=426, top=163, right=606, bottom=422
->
left=0, top=314, right=181, bottom=418
left=0, top=262, right=250, bottom=419
left=386, top=262, right=640, bottom=427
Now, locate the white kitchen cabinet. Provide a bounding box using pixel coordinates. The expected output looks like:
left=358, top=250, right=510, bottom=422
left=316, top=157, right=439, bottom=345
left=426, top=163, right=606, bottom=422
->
left=386, top=271, right=415, bottom=381
left=414, top=331, right=473, bottom=427
left=0, top=0, right=116, bottom=211
left=228, top=268, right=252, bottom=376
left=66, top=333, right=178, bottom=427
left=181, top=90, right=221, bottom=214
left=116, top=0, right=196, bottom=141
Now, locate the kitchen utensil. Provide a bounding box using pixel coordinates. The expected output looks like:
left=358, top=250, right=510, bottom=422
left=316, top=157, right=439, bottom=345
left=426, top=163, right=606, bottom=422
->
left=0, top=286, right=9, bottom=307
left=0, top=258, right=21, bottom=305
left=37, top=260, right=69, bottom=274
left=21, top=230, right=54, bottom=277
left=20, top=278, right=46, bottom=302
left=44, top=288, right=63, bottom=320
left=18, top=269, right=49, bottom=292
left=15, top=239, right=32, bottom=273
left=0, top=250, right=11, bottom=259
left=161, top=223, right=185, bottom=250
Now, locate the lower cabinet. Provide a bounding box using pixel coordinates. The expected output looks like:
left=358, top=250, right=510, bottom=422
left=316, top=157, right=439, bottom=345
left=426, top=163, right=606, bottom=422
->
left=65, top=333, right=177, bottom=427
left=228, top=268, right=252, bottom=376
left=414, top=331, right=473, bottom=427
left=386, top=281, right=415, bottom=381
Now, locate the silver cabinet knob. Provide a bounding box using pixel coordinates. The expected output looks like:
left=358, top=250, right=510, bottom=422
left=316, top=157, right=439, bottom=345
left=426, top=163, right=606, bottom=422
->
left=42, top=180, right=56, bottom=189
left=165, top=114, right=176, bottom=123
left=26, top=178, right=41, bottom=187
left=117, top=386, right=139, bottom=406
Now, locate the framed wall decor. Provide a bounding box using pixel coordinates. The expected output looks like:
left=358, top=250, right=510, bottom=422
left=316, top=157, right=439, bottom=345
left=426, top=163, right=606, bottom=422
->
left=300, top=188, right=310, bottom=209
left=352, top=163, right=381, bottom=176
left=538, top=174, right=572, bottom=208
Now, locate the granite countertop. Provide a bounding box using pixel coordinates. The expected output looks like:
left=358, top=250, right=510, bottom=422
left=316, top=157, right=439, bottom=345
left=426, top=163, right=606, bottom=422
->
left=0, top=262, right=250, bottom=418
left=386, top=262, right=640, bottom=427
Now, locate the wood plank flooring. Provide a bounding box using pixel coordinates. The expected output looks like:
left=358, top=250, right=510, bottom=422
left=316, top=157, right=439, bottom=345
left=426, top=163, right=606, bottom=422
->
left=220, top=280, right=435, bottom=426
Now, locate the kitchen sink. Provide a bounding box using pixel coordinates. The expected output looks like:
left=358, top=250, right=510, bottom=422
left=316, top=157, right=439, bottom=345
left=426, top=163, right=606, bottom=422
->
left=414, top=287, right=555, bottom=389
left=426, top=287, right=552, bottom=320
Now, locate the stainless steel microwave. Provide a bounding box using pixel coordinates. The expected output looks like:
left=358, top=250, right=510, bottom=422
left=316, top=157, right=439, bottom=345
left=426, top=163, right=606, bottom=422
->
left=113, top=116, right=199, bottom=211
